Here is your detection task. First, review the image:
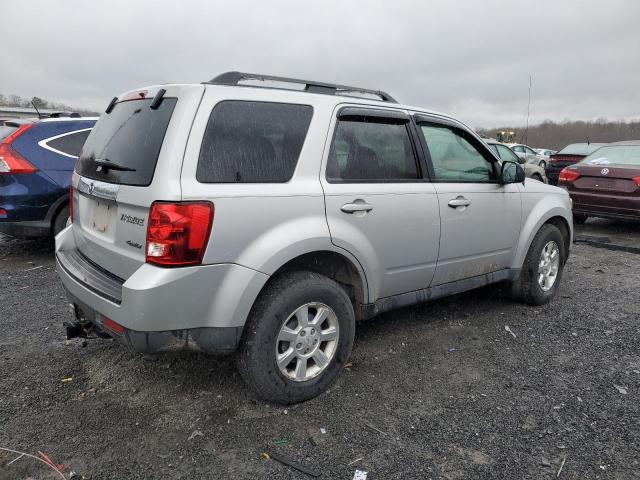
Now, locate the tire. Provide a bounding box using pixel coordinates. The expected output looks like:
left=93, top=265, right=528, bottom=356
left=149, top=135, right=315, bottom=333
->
left=511, top=223, right=566, bottom=306
left=52, top=205, right=70, bottom=237
left=539, top=160, right=546, bottom=169
left=532, top=173, right=543, bottom=182
left=237, top=271, right=355, bottom=404
left=573, top=213, right=588, bottom=225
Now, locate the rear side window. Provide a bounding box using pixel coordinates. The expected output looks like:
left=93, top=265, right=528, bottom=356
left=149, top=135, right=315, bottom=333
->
left=44, top=129, right=91, bottom=158
left=197, top=101, right=313, bottom=183
left=76, top=98, right=177, bottom=186
left=326, top=117, right=419, bottom=182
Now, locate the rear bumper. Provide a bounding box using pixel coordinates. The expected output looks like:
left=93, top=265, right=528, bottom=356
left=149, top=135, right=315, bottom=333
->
left=55, top=226, right=270, bottom=353
left=66, top=294, right=243, bottom=354
left=0, top=220, right=51, bottom=238
left=570, top=192, right=640, bottom=220
left=573, top=208, right=640, bottom=222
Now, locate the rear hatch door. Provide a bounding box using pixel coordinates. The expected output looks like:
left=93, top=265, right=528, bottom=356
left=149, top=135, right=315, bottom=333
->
left=72, top=85, right=205, bottom=279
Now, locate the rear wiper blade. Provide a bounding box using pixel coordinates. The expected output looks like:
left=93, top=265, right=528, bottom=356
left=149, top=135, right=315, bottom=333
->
left=94, top=158, right=136, bottom=172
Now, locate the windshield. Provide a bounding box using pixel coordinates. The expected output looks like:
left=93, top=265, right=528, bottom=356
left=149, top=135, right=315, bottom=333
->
left=557, top=143, right=604, bottom=156
left=75, top=97, right=177, bottom=186
left=580, top=145, right=640, bottom=166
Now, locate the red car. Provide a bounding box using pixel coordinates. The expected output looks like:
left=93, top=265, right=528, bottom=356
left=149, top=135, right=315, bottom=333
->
left=545, top=142, right=607, bottom=185
left=558, top=141, right=640, bottom=223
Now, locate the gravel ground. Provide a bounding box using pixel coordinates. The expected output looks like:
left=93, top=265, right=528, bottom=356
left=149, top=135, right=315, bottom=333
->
left=1, top=219, right=639, bottom=479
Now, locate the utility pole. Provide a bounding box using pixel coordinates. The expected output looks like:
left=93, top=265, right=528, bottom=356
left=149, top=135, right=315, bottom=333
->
left=525, top=75, right=532, bottom=145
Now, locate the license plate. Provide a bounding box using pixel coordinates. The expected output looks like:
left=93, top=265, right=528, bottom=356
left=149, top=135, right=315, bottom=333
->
left=92, top=201, right=112, bottom=233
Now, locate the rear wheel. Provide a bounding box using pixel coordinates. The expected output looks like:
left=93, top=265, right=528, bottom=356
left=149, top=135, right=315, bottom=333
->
left=237, top=271, right=355, bottom=404
left=532, top=173, right=543, bottom=182
left=573, top=213, right=588, bottom=225
left=512, top=223, right=566, bottom=305
left=52, top=205, right=70, bottom=237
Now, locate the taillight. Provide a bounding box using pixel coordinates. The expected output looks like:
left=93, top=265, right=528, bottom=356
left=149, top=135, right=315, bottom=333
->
left=0, top=124, right=37, bottom=174
left=559, top=168, right=580, bottom=183
left=145, top=201, right=214, bottom=267
left=633, top=176, right=640, bottom=187
left=69, top=186, right=75, bottom=223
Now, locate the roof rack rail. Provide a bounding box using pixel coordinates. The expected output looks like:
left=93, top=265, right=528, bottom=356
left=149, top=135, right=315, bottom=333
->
left=205, top=71, right=397, bottom=103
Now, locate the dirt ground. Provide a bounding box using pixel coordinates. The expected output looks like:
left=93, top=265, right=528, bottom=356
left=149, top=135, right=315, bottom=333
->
left=1, top=219, right=639, bottom=479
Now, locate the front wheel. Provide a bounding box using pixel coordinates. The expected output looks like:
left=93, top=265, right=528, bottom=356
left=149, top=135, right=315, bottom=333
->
left=237, top=271, right=355, bottom=404
left=512, top=224, right=566, bottom=305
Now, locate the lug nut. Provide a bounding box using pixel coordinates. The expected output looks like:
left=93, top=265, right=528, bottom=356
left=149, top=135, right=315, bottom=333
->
left=296, top=343, right=302, bottom=349
left=300, top=331, right=305, bottom=337
left=311, top=328, right=316, bottom=334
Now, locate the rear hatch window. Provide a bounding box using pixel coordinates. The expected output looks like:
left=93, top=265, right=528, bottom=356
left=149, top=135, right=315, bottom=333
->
left=76, top=98, right=177, bottom=186
left=557, top=143, right=604, bottom=156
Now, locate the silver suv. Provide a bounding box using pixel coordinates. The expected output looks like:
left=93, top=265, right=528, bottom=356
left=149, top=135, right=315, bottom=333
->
left=56, top=72, right=572, bottom=404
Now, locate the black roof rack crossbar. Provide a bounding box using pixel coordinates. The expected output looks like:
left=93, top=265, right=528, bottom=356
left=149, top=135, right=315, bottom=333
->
left=205, top=71, right=397, bottom=103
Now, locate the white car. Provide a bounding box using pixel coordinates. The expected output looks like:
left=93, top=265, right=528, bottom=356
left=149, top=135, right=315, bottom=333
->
left=509, top=144, right=548, bottom=168
left=535, top=148, right=556, bottom=157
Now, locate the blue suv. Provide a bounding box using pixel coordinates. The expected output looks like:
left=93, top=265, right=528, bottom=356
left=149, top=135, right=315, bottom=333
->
left=0, top=116, right=96, bottom=238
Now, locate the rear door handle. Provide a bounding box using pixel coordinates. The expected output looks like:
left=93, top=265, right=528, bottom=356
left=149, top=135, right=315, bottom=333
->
left=448, top=196, right=471, bottom=208
left=341, top=202, right=373, bottom=213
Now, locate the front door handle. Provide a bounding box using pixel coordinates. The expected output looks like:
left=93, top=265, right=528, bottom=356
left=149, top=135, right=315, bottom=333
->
left=341, top=201, right=373, bottom=214
left=448, top=196, right=471, bottom=208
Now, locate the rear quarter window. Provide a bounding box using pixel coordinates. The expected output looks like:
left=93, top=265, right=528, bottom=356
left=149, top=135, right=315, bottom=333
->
left=196, top=101, right=313, bottom=183
left=44, top=129, right=91, bottom=158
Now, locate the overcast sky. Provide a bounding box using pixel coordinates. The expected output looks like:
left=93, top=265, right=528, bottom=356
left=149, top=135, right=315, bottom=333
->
left=2, top=0, right=639, bottom=127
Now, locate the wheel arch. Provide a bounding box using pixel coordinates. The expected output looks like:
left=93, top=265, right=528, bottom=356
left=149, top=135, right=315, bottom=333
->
left=545, top=215, right=571, bottom=260
left=258, top=250, right=369, bottom=320
left=513, top=202, right=573, bottom=269
left=45, top=192, right=70, bottom=233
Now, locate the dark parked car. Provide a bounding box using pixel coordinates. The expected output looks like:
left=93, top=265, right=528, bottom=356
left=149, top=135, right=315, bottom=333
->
left=558, top=141, right=640, bottom=223
left=545, top=142, right=606, bottom=185
left=0, top=116, right=97, bottom=238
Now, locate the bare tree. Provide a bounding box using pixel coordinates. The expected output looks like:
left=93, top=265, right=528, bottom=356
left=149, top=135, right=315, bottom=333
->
left=478, top=120, right=640, bottom=150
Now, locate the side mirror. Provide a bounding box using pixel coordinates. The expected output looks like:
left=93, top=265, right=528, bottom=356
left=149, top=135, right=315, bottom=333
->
left=500, top=161, right=526, bottom=184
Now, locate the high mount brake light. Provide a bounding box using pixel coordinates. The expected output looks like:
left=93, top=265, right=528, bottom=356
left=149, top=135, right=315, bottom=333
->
left=145, top=201, right=214, bottom=267
left=0, top=124, right=37, bottom=174
left=120, top=90, right=148, bottom=102
left=558, top=168, right=580, bottom=183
